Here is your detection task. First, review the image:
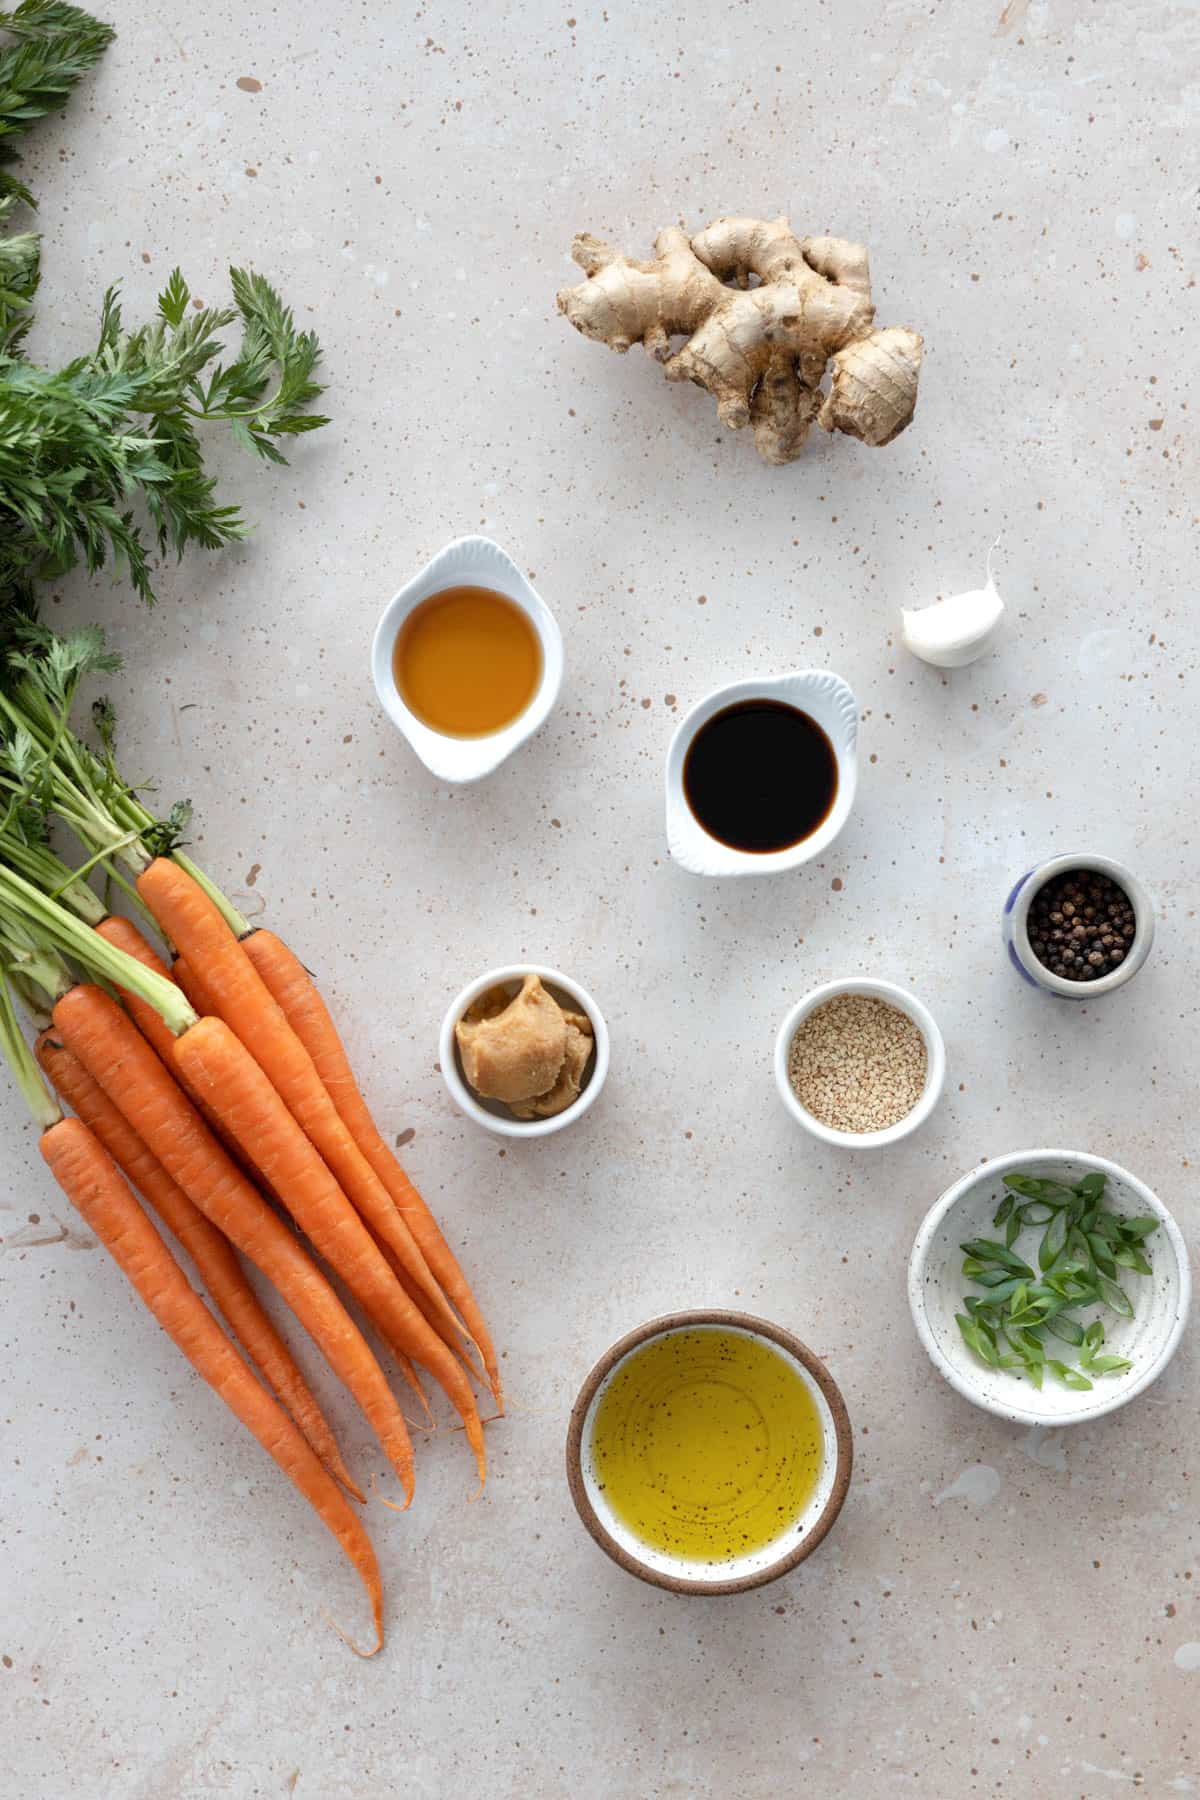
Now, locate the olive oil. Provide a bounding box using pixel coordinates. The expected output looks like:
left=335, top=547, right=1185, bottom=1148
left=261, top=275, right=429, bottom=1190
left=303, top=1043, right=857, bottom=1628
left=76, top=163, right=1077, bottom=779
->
left=682, top=699, right=838, bottom=854
left=393, top=585, right=541, bottom=737
left=590, top=1327, right=824, bottom=1562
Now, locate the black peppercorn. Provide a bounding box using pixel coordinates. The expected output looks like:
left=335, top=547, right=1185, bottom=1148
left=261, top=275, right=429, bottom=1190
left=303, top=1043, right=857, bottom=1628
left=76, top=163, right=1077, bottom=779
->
left=1026, top=867, right=1137, bottom=983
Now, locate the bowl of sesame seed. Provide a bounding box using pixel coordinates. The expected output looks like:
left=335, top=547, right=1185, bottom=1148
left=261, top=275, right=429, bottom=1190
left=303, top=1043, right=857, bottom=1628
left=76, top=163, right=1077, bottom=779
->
left=774, top=978, right=946, bottom=1148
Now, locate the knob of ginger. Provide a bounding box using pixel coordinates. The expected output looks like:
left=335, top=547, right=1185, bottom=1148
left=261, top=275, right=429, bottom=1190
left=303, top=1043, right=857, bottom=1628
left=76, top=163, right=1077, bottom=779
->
left=557, top=216, right=923, bottom=463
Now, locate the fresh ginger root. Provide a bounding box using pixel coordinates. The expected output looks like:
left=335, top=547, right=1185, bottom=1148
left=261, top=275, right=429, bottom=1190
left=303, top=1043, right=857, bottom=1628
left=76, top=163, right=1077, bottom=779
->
left=557, top=217, right=923, bottom=463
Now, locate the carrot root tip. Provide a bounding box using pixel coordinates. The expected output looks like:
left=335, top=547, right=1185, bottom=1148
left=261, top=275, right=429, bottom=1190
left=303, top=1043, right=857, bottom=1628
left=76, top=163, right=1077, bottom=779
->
left=367, top=1470, right=414, bottom=1514
left=324, top=1607, right=384, bottom=1659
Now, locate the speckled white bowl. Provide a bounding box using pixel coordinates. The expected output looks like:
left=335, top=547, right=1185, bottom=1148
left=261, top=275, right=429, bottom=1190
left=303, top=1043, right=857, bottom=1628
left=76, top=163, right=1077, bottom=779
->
left=774, top=978, right=945, bottom=1149
left=665, top=670, right=858, bottom=876
left=565, top=1311, right=854, bottom=1594
left=371, top=534, right=563, bottom=783
left=909, top=1150, right=1190, bottom=1427
left=439, top=964, right=610, bottom=1139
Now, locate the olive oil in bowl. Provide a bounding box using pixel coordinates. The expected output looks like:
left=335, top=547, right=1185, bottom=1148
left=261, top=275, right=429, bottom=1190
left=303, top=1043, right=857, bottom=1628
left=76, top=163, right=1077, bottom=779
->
left=588, top=1325, right=825, bottom=1566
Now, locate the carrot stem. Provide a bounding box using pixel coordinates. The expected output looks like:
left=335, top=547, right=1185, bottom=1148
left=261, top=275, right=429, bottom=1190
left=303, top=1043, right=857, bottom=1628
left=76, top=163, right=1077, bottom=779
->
left=0, top=686, right=147, bottom=873
left=172, top=850, right=249, bottom=936
left=0, top=966, right=60, bottom=1130
left=49, top=832, right=143, bottom=904
left=1, top=642, right=244, bottom=935
left=1, top=836, right=107, bottom=924
left=0, top=912, right=73, bottom=1009
left=0, top=863, right=195, bottom=1035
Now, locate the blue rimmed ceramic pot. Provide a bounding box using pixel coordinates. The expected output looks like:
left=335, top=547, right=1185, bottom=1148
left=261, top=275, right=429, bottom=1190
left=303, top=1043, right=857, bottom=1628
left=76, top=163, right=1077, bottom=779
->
left=1002, top=852, right=1155, bottom=999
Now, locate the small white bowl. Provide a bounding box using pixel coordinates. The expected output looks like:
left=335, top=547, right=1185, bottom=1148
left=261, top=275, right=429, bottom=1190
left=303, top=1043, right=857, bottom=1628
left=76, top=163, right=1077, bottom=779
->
left=439, top=964, right=610, bottom=1139
left=774, top=978, right=946, bottom=1149
left=909, top=1150, right=1190, bottom=1427
left=370, top=534, right=564, bottom=784
left=665, top=670, right=858, bottom=877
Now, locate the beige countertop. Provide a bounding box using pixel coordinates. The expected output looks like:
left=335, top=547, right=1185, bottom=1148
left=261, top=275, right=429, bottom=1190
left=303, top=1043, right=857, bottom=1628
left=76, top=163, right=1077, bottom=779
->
left=3, top=2, right=1197, bottom=1795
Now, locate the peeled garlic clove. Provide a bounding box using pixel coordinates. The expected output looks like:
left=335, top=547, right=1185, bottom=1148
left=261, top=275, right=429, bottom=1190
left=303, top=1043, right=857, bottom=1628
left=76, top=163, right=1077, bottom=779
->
left=901, top=553, right=1005, bottom=668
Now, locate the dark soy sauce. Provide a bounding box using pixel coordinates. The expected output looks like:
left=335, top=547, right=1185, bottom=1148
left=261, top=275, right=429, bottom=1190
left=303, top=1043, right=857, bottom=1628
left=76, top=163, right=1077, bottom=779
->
left=682, top=699, right=838, bottom=854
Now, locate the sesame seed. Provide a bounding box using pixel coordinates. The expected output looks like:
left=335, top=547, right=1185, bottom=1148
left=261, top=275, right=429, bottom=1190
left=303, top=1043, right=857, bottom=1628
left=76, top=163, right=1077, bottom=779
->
left=787, top=995, right=927, bottom=1133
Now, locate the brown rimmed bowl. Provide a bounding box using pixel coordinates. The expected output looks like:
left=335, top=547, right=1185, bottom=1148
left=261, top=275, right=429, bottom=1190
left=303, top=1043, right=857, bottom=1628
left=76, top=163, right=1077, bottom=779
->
left=565, top=1309, right=853, bottom=1595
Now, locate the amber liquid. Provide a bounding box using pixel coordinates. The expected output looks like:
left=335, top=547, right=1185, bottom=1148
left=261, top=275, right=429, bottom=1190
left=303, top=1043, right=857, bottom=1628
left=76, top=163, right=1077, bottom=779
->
left=683, top=699, right=838, bottom=853
left=393, top=585, right=542, bottom=737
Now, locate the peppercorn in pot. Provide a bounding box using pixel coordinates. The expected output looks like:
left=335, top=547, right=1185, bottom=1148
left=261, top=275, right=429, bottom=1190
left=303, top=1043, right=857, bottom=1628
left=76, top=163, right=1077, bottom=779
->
left=1027, top=870, right=1136, bottom=983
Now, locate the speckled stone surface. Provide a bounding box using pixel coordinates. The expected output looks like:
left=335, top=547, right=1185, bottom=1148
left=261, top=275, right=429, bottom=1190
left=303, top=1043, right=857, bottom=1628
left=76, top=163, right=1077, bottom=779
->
left=3, top=4, right=1198, bottom=1795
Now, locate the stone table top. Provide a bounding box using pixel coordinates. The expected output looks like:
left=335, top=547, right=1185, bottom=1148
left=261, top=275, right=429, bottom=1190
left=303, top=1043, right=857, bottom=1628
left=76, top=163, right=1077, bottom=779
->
left=3, top=2, right=1197, bottom=1795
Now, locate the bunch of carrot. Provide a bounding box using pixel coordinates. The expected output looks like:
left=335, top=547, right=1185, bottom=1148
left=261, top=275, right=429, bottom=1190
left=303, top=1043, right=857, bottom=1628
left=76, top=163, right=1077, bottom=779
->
left=0, top=622, right=500, bottom=1652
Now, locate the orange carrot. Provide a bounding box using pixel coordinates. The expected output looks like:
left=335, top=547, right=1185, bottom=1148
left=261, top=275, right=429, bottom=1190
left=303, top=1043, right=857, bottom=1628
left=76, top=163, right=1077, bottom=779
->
left=171, top=952, right=206, bottom=1017
left=40, top=1114, right=382, bottom=1651
left=35, top=1028, right=362, bottom=1503
left=176, top=952, right=436, bottom=1427
left=51, top=983, right=415, bottom=1505
left=384, top=1340, right=435, bottom=1428
left=136, top=860, right=474, bottom=1363
left=375, top=1228, right=477, bottom=1377
left=174, top=1013, right=487, bottom=1486
left=242, top=927, right=502, bottom=1405
left=179, top=957, right=480, bottom=1433
left=94, top=915, right=180, bottom=1066
left=95, top=917, right=258, bottom=1178
left=185, top=933, right=478, bottom=1404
